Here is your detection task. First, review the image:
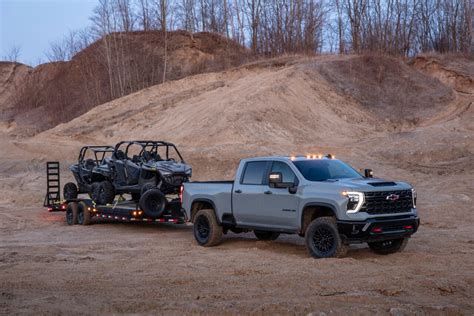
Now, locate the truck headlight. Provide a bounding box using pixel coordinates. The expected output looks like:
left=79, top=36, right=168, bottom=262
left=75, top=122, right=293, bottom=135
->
left=412, top=188, right=417, bottom=208
left=342, top=191, right=365, bottom=213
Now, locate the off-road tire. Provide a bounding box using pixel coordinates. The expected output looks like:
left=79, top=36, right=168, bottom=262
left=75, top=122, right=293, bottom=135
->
left=66, top=202, right=78, bottom=225
left=78, top=201, right=92, bottom=225
left=368, top=238, right=409, bottom=255
left=193, top=209, right=223, bottom=247
left=305, top=217, right=348, bottom=258
left=139, top=189, right=166, bottom=218
left=63, top=182, right=78, bottom=200
left=254, top=230, right=280, bottom=241
left=140, top=183, right=157, bottom=196
left=89, top=182, right=99, bottom=199
left=95, top=181, right=115, bottom=205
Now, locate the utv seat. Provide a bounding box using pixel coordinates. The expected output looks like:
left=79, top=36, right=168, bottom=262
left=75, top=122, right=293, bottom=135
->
left=84, top=158, right=96, bottom=170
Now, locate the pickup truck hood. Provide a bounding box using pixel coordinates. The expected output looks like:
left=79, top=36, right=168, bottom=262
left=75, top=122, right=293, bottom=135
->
left=144, top=160, right=192, bottom=175
left=332, top=177, right=412, bottom=191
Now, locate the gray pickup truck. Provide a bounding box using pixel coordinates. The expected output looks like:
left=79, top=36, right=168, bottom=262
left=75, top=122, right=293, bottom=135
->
left=182, top=155, right=419, bottom=258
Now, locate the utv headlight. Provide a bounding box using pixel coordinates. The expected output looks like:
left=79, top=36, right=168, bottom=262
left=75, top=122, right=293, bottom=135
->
left=411, top=188, right=417, bottom=208
left=342, top=191, right=365, bottom=214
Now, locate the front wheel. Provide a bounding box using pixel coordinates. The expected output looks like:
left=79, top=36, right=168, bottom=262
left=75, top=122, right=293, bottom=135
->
left=305, top=217, right=348, bottom=258
left=95, top=181, right=115, bottom=205
left=368, top=238, right=408, bottom=255
left=193, top=209, right=223, bottom=247
left=254, top=230, right=280, bottom=241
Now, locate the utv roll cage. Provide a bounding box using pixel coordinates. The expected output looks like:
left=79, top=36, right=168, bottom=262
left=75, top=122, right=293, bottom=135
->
left=78, top=146, right=115, bottom=165
left=113, top=140, right=186, bottom=163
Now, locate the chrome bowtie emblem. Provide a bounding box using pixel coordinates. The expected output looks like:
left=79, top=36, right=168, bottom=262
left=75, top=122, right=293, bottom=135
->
left=386, top=194, right=400, bottom=201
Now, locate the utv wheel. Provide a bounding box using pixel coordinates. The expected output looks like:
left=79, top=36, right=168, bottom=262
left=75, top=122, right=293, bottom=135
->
left=254, top=230, right=280, bottom=241
left=77, top=201, right=92, bottom=225
left=139, top=189, right=166, bottom=218
left=63, top=182, right=78, bottom=200
left=368, top=238, right=408, bottom=255
left=66, top=202, right=78, bottom=225
left=95, top=181, right=115, bottom=205
left=89, top=182, right=99, bottom=199
left=193, top=209, right=223, bottom=247
left=305, top=217, right=347, bottom=258
left=140, top=183, right=156, bottom=196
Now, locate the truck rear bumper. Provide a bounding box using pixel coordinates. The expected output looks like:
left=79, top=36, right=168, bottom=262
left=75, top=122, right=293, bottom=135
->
left=337, top=215, right=420, bottom=244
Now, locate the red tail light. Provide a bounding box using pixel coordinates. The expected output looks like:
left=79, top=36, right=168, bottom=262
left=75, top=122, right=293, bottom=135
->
left=179, top=185, right=184, bottom=203
left=404, top=225, right=413, bottom=230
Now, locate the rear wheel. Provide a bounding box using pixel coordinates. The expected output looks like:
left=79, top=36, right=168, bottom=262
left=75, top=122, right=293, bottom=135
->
left=139, top=189, right=166, bottom=218
left=254, top=230, right=280, bottom=241
left=77, top=201, right=92, bottom=225
left=305, top=217, right=347, bottom=258
left=193, top=209, right=223, bottom=247
left=66, top=202, right=78, bottom=225
left=63, top=182, right=78, bottom=200
left=95, top=181, right=115, bottom=205
left=368, top=238, right=408, bottom=255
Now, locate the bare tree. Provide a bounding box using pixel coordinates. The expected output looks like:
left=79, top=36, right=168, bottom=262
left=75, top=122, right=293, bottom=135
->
left=4, top=45, right=21, bottom=62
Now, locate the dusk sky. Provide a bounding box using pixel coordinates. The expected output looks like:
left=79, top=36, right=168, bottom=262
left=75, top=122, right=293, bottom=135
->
left=0, top=0, right=97, bottom=66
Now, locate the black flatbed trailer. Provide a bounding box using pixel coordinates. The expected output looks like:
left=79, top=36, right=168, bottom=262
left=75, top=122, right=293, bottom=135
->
left=64, top=198, right=186, bottom=226
left=44, top=161, right=186, bottom=225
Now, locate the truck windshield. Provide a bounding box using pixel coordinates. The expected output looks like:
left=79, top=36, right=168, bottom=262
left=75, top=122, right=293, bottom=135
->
left=292, top=159, right=362, bottom=181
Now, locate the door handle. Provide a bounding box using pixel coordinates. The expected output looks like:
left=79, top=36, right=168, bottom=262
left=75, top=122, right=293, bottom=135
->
left=234, top=190, right=242, bottom=193
left=264, top=191, right=272, bottom=195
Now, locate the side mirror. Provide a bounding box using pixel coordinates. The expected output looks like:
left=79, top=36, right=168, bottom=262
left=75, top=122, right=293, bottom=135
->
left=364, top=169, right=373, bottom=178
left=268, top=172, right=282, bottom=187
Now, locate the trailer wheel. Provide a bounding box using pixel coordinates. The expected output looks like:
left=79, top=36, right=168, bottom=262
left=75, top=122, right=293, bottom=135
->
left=95, top=181, right=115, bottom=205
left=193, top=209, right=223, bottom=247
left=77, top=201, right=92, bottom=225
left=64, top=182, right=78, bottom=200
left=139, top=189, right=166, bottom=218
left=66, top=202, right=78, bottom=225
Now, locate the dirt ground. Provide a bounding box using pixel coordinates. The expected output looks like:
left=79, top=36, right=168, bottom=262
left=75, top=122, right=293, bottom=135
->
left=1, top=55, right=473, bottom=314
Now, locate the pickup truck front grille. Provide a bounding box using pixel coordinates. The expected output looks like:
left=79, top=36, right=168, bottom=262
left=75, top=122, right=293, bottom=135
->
left=361, top=190, right=413, bottom=215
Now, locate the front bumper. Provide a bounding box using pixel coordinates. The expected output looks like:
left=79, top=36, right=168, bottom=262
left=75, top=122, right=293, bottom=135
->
left=337, top=215, right=420, bottom=244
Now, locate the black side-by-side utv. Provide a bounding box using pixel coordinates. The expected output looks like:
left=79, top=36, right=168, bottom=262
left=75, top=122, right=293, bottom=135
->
left=63, top=146, right=115, bottom=200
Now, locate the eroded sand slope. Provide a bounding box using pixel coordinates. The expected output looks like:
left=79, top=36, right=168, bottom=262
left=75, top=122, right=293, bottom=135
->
left=0, top=55, right=473, bottom=314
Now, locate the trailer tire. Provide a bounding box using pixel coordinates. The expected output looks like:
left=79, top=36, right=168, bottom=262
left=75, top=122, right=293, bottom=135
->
left=78, top=201, right=92, bottom=225
left=193, top=209, right=223, bottom=247
left=139, top=189, right=166, bottom=218
left=305, top=217, right=347, bottom=258
left=64, top=182, right=78, bottom=200
left=66, top=202, right=78, bottom=225
left=95, top=181, right=115, bottom=205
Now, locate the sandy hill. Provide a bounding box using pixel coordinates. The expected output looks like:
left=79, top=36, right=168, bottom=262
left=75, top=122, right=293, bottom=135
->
left=1, top=31, right=249, bottom=135
left=0, top=54, right=471, bottom=207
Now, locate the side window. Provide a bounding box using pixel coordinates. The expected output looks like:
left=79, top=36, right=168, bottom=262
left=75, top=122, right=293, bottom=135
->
left=241, top=161, right=268, bottom=185
left=271, top=161, right=297, bottom=183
